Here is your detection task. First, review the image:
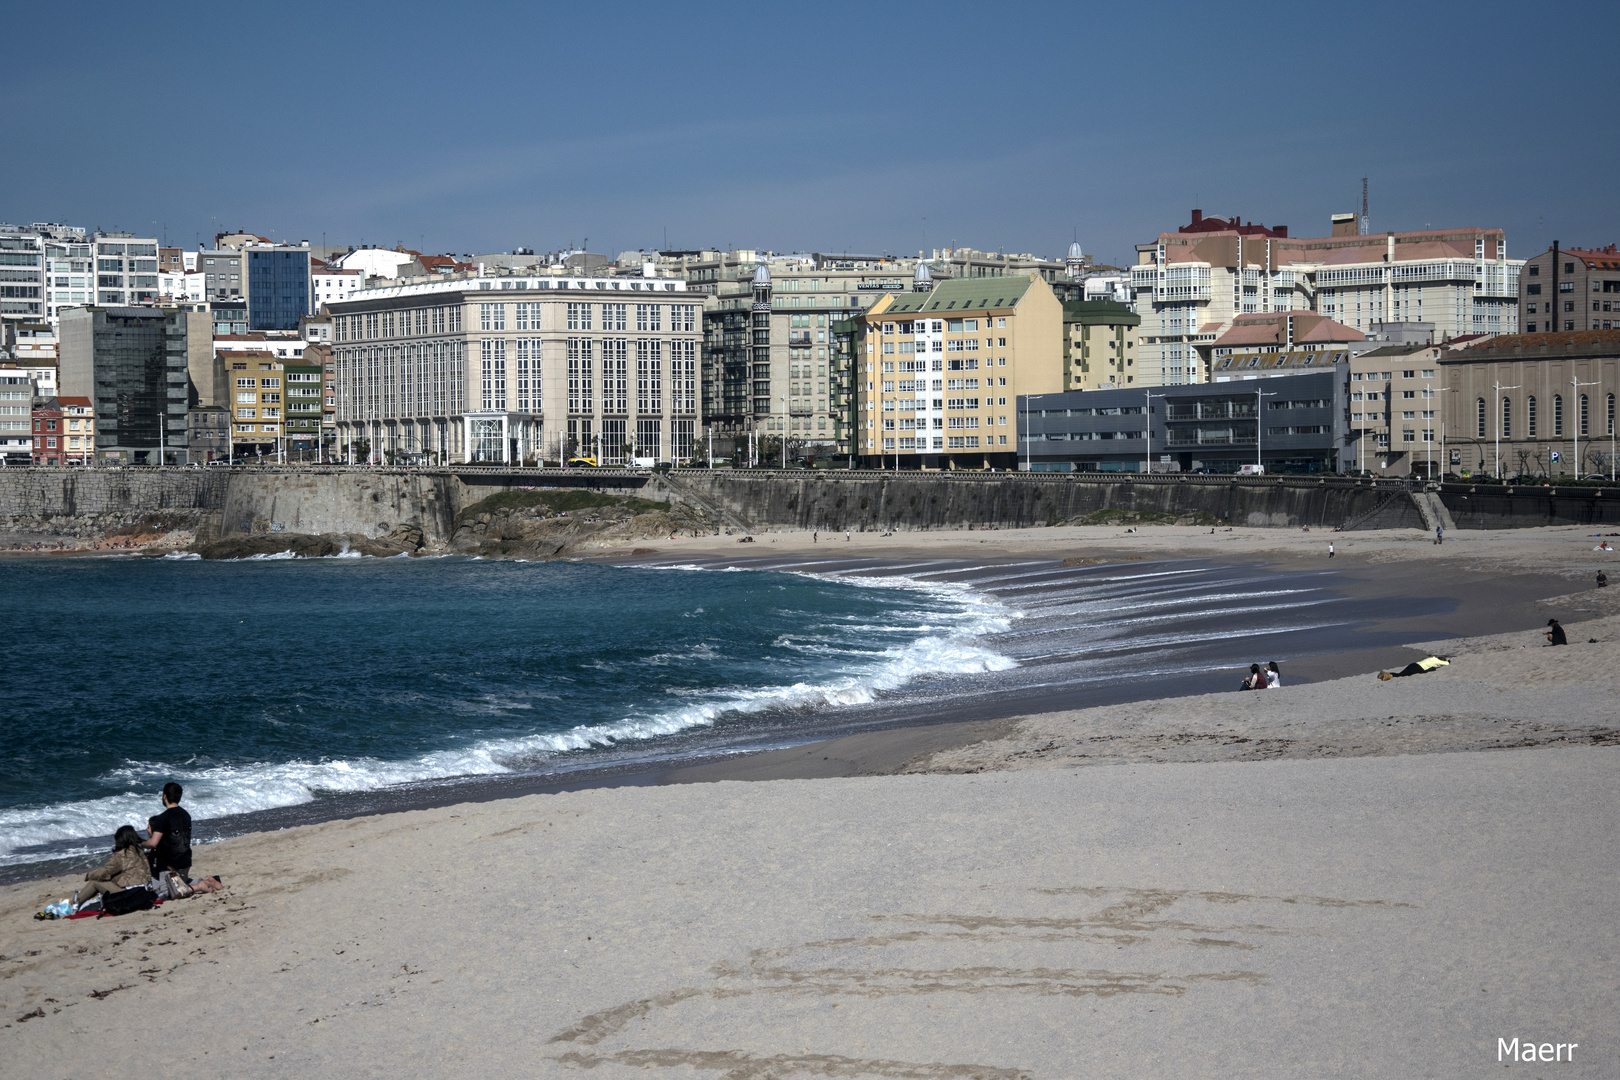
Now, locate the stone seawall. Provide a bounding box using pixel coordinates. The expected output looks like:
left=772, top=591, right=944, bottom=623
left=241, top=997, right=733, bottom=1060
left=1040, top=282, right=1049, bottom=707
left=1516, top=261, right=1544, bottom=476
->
left=3, top=468, right=1618, bottom=545
left=219, top=471, right=459, bottom=542
left=660, top=473, right=1390, bottom=532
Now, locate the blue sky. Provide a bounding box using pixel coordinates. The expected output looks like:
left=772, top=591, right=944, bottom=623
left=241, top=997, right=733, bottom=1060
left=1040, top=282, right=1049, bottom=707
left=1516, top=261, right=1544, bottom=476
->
left=5, top=1, right=1616, bottom=265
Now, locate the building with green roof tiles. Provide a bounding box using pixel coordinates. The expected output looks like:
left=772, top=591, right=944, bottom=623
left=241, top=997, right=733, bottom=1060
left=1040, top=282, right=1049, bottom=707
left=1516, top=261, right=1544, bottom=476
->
left=858, top=274, right=1063, bottom=470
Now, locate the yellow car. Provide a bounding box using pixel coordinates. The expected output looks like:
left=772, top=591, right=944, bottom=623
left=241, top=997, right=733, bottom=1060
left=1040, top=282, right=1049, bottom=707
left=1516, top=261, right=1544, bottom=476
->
left=566, top=457, right=598, bottom=468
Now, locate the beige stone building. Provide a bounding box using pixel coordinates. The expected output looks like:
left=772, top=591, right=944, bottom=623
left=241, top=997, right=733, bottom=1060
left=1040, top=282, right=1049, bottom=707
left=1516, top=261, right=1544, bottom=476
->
left=1438, top=331, right=1620, bottom=479
left=1344, top=343, right=1444, bottom=475
left=858, top=274, right=1062, bottom=469
left=329, top=270, right=702, bottom=465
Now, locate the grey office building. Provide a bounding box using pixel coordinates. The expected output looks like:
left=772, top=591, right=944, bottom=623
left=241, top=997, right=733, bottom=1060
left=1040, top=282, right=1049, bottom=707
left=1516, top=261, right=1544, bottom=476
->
left=59, top=306, right=210, bottom=463
left=1020, top=368, right=1350, bottom=474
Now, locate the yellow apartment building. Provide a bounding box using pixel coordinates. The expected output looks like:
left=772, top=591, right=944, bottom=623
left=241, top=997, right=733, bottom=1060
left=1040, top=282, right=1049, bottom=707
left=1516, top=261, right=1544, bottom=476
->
left=858, top=274, right=1062, bottom=469
left=225, top=349, right=284, bottom=456
left=58, top=395, right=95, bottom=464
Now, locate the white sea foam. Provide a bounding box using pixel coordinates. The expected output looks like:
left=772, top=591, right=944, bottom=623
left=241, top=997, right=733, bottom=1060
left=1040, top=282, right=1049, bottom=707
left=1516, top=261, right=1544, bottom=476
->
left=160, top=551, right=202, bottom=561
left=1, top=561, right=1017, bottom=867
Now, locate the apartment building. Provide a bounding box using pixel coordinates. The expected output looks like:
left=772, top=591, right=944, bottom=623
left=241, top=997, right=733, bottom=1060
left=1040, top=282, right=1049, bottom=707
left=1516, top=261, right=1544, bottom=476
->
left=1343, top=344, right=1444, bottom=475
left=858, top=274, right=1063, bottom=469
left=1201, top=312, right=1364, bottom=372
left=310, top=265, right=362, bottom=311
left=1519, top=244, right=1620, bottom=333
left=31, top=398, right=64, bottom=466
left=1, top=223, right=91, bottom=326
left=246, top=246, right=311, bottom=331
left=59, top=306, right=208, bottom=463
left=1132, top=210, right=1521, bottom=385
left=59, top=396, right=95, bottom=465
left=225, top=351, right=284, bottom=453
left=328, top=271, right=701, bottom=465
left=1439, top=331, right=1620, bottom=478
left=0, top=371, right=30, bottom=463
left=1062, top=300, right=1140, bottom=390
left=198, top=250, right=244, bottom=301
left=281, top=360, right=324, bottom=451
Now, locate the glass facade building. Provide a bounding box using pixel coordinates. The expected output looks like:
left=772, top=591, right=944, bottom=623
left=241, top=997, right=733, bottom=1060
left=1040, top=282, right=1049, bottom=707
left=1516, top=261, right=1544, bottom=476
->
left=247, top=248, right=311, bottom=331
left=57, top=307, right=205, bottom=463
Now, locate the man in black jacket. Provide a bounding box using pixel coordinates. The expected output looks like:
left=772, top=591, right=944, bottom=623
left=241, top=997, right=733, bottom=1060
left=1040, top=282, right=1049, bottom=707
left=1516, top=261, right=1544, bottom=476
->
left=142, top=782, right=193, bottom=881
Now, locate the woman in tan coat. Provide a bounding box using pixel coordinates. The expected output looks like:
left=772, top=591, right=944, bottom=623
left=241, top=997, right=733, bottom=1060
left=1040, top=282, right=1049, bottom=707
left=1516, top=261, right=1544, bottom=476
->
left=73, top=826, right=152, bottom=908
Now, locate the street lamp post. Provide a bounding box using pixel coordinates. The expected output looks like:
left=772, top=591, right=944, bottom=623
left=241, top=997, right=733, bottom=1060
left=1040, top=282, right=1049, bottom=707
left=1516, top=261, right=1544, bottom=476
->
left=1255, top=386, right=1277, bottom=470
left=1493, top=380, right=1520, bottom=479
left=1144, top=389, right=1164, bottom=475
left=1572, top=375, right=1599, bottom=479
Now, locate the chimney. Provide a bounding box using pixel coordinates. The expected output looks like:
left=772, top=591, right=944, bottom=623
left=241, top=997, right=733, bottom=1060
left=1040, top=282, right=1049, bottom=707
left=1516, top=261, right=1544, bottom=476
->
left=1190, top=209, right=1202, bottom=225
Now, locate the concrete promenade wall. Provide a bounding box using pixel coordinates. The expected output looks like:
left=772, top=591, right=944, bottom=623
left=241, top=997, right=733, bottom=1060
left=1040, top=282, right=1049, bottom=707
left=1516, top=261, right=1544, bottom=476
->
left=3, top=467, right=1619, bottom=540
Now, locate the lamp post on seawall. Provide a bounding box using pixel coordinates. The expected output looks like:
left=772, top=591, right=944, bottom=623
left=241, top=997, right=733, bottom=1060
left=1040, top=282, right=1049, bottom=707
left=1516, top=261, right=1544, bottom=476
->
left=1572, top=376, right=1598, bottom=479
left=1255, top=386, right=1277, bottom=470
left=1143, top=390, right=1164, bottom=474
left=1493, top=380, right=1520, bottom=479
left=780, top=396, right=789, bottom=470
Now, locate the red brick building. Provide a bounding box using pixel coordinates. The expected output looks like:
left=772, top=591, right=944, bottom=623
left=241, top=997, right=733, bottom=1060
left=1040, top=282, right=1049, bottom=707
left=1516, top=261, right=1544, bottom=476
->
left=32, top=397, right=63, bottom=466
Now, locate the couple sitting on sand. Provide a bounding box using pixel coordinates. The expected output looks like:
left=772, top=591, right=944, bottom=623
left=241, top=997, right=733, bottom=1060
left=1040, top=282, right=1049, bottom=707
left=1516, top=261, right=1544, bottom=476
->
left=1240, top=662, right=1280, bottom=691
left=71, top=783, right=221, bottom=913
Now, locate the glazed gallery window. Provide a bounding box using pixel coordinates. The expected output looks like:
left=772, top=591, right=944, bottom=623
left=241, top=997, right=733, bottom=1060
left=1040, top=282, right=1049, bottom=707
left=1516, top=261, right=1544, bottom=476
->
left=602, top=303, right=627, bottom=332
left=566, top=338, right=593, bottom=413
left=567, top=302, right=592, bottom=331
left=479, top=303, right=506, bottom=332
left=635, top=304, right=661, bottom=332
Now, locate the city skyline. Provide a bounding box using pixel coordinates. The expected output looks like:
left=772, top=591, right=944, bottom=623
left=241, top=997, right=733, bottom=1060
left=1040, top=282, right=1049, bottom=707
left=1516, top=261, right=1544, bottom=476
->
left=4, top=1, right=1617, bottom=266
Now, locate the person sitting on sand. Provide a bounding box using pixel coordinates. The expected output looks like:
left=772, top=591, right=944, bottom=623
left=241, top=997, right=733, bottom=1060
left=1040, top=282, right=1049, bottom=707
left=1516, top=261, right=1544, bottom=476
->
left=73, top=826, right=152, bottom=909
left=1242, top=663, right=1267, bottom=691
left=1545, top=619, right=1568, bottom=647
left=1599, top=570, right=1609, bottom=588
left=1266, top=661, right=1281, bottom=688
left=142, top=782, right=192, bottom=882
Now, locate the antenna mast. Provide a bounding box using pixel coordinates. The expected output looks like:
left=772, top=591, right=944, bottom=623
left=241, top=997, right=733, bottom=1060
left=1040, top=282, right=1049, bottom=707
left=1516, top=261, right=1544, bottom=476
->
left=1359, top=177, right=1369, bottom=235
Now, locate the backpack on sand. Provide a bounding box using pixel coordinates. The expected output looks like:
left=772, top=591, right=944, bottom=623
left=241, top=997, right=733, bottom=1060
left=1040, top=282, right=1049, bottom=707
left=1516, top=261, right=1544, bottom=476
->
left=98, top=887, right=155, bottom=917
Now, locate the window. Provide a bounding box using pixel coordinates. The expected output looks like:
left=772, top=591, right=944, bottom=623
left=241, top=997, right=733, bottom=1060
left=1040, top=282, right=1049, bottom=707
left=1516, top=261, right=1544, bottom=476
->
left=1502, top=397, right=1512, bottom=438
left=635, top=304, right=660, bottom=331
left=1527, top=396, right=1537, bottom=437
left=567, top=302, right=592, bottom=331
left=1553, top=394, right=1563, bottom=437
left=1580, top=394, right=1589, bottom=437
left=603, top=303, right=627, bottom=331
left=515, top=302, right=532, bottom=331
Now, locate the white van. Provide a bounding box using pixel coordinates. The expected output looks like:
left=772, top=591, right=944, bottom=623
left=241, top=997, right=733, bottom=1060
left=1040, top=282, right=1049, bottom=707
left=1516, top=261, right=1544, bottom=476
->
left=1237, top=464, right=1267, bottom=476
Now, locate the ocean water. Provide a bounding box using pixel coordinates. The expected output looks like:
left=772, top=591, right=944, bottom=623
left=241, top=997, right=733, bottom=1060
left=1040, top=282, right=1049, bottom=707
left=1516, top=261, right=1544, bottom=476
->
left=0, top=554, right=1012, bottom=871
left=1, top=549, right=1451, bottom=878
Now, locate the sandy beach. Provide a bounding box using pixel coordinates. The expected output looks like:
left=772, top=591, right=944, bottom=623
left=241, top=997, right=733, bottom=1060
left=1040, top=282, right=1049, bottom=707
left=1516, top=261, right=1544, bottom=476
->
left=3, top=523, right=1617, bottom=1077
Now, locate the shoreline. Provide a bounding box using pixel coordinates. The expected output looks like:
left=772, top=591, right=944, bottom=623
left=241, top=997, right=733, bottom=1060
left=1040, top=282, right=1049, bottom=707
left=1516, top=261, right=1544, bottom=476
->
left=4, top=524, right=1617, bottom=1076
left=3, top=525, right=1610, bottom=885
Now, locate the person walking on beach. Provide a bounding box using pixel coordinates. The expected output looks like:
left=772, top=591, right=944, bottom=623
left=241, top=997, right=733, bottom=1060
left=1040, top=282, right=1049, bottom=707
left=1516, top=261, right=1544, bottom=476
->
left=1328, top=542, right=1335, bottom=559
left=1435, top=525, right=1444, bottom=545
left=1266, top=661, right=1281, bottom=688
left=142, top=782, right=193, bottom=882
left=1545, top=619, right=1568, bottom=647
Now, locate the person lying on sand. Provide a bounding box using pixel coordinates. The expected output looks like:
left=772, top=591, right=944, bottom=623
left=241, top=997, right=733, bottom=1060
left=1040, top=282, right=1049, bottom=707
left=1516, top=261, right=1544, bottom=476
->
left=1378, top=656, right=1451, bottom=680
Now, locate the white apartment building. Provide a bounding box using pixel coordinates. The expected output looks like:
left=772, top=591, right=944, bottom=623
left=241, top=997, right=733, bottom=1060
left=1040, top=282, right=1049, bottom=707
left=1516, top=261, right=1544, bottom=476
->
left=90, top=233, right=161, bottom=307
left=328, top=271, right=701, bottom=465
left=1132, top=211, right=1521, bottom=386
left=310, top=265, right=361, bottom=311
left=2, top=222, right=93, bottom=326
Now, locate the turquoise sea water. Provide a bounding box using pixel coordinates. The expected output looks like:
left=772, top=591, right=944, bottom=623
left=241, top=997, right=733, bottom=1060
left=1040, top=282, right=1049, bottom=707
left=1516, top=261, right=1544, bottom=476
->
left=0, top=554, right=1011, bottom=870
